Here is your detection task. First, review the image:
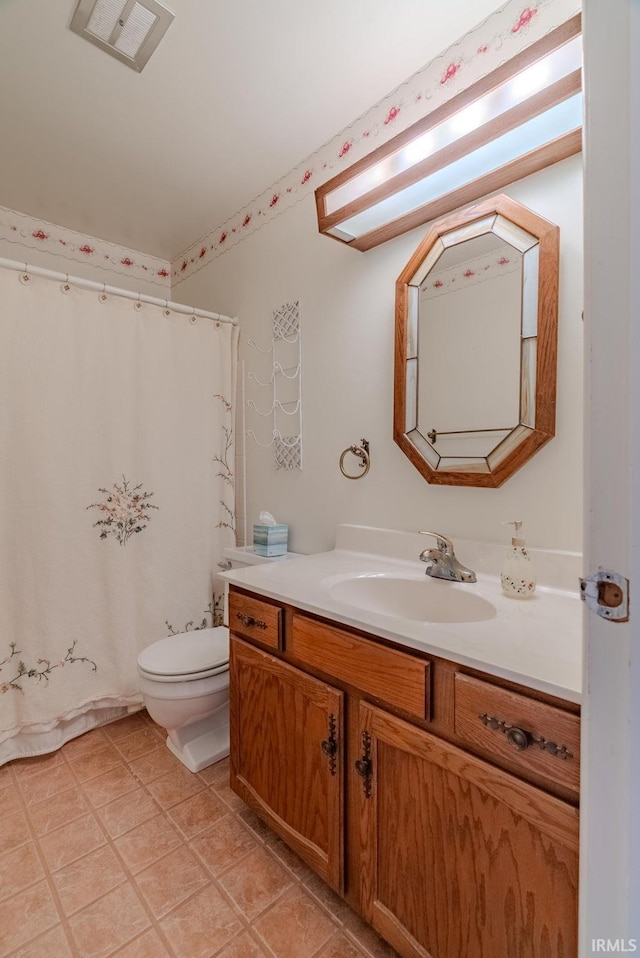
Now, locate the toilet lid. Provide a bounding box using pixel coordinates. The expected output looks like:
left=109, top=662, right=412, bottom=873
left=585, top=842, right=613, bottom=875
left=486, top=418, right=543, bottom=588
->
left=137, top=627, right=229, bottom=677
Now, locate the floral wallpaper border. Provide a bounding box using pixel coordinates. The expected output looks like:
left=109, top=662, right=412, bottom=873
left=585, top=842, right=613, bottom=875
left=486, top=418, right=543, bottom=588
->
left=421, top=248, right=521, bottom=298
left=0, top=205, right=171, bottom=289
left=171, top=0, right=579, bottom=286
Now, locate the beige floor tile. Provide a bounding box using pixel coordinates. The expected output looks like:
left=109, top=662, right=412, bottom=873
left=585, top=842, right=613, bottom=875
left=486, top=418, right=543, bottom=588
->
left=0, top=880, right=60, bottom=956
left=80, top=764, right=138, bottom=808
left=127, top=743, right=183, bottom=783
left=198, top=756, right=230, bottom=789
left=68, top=881, right=151, bottom=958
left=252, top=885, right=337, bottom=958
left=0, top=809, right=32, bottom=855
left=217, top=844, right=294, bottom=921
left=236, top=806, right=276, bottom=845
left=145, top=765, right=204, bottom=809
left=114, top=813, right=183, bottom=873
left=145, top=714, right=165, bottom=731
left=52, top=843, right=128, bottom=916
left=213, top=930, right=270, bottom=957
left=345, top=914, right=401, bottom=958
left=18, top=763, right=77, bottom=806
left=159, top=883, right=244, bottom=958
left=113, top=727, right=164, bottom=762
left=97, top=785, right=159, bottom=839
left=267, top=834, right=313, bottom=880
left=66, top=744, right=124, bottom=783
left=302, top=870, right=356, bottom=926
left=0, top=711, right=402, bottom=958
left=167, top=788, right=228, bottom=840
left=0, top=842, right=44, bottom=902
left=11, top=751, right=65, bottom=781
left=190, top=813, right=259, bottom=876
left=213, top=782, right=246, bottom=813
left=0, top=763, right=14, bottom=790
left=316, top=932, right=371, bottom=958
left=134, top=844, right=210, bottom=918
left=111, top=927, right=173, bottom=957
left=39, top=811, right=106, bottom=872
left=27, top=784, right=90, bottom=836
left=61, top=728, right=109, bottom=760
left=9, top=922, right=74, bottom=958
left=102, top=711, right=150, bottom=742
left=0, top=783, right=24, bottom=820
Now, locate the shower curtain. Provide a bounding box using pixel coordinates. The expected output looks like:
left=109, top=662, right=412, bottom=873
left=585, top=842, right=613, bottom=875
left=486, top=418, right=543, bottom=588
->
left=0, top=267, right=239, bottom=763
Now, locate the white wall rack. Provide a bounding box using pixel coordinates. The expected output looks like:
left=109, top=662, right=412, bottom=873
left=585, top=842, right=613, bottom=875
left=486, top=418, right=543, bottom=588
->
left=246, top=301, right=302, bottom=470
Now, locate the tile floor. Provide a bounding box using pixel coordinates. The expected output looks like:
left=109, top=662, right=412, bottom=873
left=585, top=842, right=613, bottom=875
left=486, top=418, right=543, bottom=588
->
left=0, top=710, right=399, bottom=958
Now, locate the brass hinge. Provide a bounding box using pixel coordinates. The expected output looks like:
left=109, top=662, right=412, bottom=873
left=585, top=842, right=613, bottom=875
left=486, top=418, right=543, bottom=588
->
left=579, top=570, right=629, bottom=622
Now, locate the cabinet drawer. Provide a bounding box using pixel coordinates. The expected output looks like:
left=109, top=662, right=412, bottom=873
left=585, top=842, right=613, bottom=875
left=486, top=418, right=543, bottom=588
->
left=454, top=672, right=580, bottom=796
left=229, top=590, right=282, bottom=651
left=291, top=614, right=430, bottom=720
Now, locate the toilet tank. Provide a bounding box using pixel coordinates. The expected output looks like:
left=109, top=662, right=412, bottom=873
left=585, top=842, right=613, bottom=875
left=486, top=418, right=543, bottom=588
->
left=218, top=545, right=296, bottom=625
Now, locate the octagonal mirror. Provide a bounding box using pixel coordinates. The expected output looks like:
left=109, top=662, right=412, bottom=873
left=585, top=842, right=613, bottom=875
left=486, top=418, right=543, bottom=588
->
left=394, top=194, right=559, bottom=487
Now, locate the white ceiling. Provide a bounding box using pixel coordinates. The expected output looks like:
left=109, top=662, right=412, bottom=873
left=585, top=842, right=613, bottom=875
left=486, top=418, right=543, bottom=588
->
left=0, top=0, right=502, bottom=261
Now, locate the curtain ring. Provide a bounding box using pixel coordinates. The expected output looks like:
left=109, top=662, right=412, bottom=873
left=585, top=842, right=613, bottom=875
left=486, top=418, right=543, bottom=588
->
left=339, top=439, right=370, bottom=479
left=99, top=284, right=107, bottom=303
left=163, top=300, right=171, bottom=317
left=61, top=273, right=71, bottom=294
left=134, top=293, right=143, bottom=311
left=19, top=264, right=31, bottom=285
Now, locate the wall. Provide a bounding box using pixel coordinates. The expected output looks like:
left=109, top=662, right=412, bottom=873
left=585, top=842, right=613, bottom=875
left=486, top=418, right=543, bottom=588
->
left=0, top=205, right=171, bottom=297
left=174, top=153, right=583, bottom=556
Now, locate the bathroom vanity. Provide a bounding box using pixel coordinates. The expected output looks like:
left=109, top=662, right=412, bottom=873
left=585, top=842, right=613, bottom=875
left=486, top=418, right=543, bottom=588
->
left=223, top=527, right=581, bottom=958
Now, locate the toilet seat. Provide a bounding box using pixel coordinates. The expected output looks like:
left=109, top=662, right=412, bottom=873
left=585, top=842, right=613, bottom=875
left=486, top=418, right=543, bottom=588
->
left=137, top=627, right=229, bottom=684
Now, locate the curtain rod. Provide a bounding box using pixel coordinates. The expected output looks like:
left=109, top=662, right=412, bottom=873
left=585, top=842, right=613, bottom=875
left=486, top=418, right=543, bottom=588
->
left=0, top=257, right=237, bottom=326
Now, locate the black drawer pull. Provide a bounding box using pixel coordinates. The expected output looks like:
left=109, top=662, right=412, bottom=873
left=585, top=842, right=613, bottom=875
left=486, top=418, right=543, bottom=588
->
left=236, top=611, right=267, bottom=630
left=479, top=713, right=573, bottom=761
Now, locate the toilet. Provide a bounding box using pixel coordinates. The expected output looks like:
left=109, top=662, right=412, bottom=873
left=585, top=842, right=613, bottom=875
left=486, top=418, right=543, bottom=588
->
left=137, top=546, right=292, bottom=773
left=137, top=626, right=230, bottom=773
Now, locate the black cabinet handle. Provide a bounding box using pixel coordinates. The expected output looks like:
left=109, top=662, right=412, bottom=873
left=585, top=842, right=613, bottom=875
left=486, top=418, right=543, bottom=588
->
left=479, top=713, right=573, bottom=761
left=321, top=714, right=338, bottom=775
left=355, top=730, right=373, bottom=798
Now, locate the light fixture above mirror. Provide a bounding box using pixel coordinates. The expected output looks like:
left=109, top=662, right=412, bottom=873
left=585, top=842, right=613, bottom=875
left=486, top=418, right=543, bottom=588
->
left=315, top=15, right=581, bottom=251
left=394, top=194, right=559, bottom=488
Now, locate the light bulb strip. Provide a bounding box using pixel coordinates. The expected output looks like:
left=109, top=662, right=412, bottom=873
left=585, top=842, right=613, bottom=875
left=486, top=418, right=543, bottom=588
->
left=351, top=128, right=581, bottom=252
left=316, top=15, right=583, bottom=251
left=324, top=34, right=582, bottom=217
left=322, top=70, right=581, bottom=234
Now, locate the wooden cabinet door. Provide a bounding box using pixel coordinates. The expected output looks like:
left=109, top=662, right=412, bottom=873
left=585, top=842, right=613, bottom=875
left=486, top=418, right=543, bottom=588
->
left=356, top=702, right=579, bottom=958
left=230, top=635, right=344, bottom=892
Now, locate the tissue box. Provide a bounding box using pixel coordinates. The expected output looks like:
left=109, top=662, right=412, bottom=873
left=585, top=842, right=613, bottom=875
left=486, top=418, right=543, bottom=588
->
left=253, top=523, right=288, bottom=557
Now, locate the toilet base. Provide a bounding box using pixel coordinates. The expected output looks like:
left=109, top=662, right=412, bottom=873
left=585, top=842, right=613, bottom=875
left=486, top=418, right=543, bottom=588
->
left=165, top=714, right=230, bottom=773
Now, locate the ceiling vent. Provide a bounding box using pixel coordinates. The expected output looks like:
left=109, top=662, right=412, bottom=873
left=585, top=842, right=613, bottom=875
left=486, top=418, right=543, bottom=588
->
left=69, top=0, right=174, bottom=72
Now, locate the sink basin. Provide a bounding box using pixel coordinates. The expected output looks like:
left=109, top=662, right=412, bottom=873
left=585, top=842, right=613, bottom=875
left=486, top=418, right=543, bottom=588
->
left=329, top=574, right=497, bottom=623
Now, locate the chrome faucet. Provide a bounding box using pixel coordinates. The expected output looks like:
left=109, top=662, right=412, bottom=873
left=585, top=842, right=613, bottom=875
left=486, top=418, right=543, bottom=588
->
left=418, top=531, right=477, bottom=583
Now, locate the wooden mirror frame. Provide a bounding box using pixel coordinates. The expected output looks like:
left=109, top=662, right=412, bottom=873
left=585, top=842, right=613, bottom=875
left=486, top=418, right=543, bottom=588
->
left=393, top=194, right=559, bottom=488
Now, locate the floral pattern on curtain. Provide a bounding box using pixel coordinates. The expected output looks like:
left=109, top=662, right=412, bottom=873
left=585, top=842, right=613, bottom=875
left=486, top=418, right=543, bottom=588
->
left=0, top=268, right=238, bottom=762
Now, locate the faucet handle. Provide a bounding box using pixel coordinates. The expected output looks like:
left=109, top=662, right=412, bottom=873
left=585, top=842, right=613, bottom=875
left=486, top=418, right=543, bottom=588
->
left=418, top=530, right=453, bottom=553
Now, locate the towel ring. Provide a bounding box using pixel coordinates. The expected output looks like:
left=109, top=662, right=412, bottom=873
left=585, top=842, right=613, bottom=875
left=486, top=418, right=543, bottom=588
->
left=340, top=439, right=370, bottom=479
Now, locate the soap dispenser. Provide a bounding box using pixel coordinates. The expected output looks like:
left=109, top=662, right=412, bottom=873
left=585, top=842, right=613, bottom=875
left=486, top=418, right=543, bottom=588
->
left=501, top=521, right=536, bottom=598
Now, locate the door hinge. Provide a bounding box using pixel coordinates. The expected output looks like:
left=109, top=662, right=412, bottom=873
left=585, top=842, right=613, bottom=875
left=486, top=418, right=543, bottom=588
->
left=579, top=570, right=629, bottom=622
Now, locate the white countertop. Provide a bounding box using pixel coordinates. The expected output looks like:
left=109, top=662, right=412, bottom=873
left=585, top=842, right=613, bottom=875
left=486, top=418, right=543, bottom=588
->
left=221, top=528, right=583, bottom=704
